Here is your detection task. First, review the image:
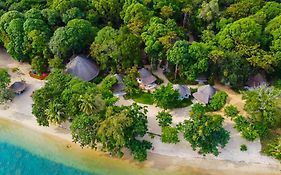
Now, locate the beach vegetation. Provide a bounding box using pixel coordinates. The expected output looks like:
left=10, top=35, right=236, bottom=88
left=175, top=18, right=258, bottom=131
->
left=161, top=126, right=179, bottom=144
left=207, top=91, right=228, bottom=111
left=153, top=83, right=180, bottom=109
left=156, top=111, right=173, bottom=127
left=179, top=104, right=230, bottom=156
left=240, top=144, right=248, bottom=152
left=242, top=85, right=281, bottom=136
left=224, top=105, right=239, bottom=119
left=0, top=68, right=14, bottom=104
left=32, top=71, right=151, bottom=161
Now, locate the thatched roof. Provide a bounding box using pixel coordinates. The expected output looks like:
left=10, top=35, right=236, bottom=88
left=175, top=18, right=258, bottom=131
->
left=65, top=55, right=99, bottom=81
left=195, top=75, right=207, bottom=84
left=10, top=81, right=26, bottom=94
left=193, top=85, right=216, bottom=104
left=138, top=68, right=156, bottom=85
left=173, top=84, right=191, bottom=100
left=246, top=73, right=267, bottom=88
left=113, top=74, right=126, bottom=96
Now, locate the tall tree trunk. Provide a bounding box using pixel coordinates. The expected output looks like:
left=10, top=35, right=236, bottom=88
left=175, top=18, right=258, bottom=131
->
left=174, top=64, right=178, bottom=80
left=183, top=13, right=187, bottom=27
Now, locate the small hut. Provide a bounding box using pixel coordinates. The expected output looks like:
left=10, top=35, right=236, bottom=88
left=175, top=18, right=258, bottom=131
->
left=195, top=75, right=207, bottom=85
left=112, top=74, right=126, bottom=96
left=65, top=55, right=99, bottom=81
left=137, top=68, right=157, bottom=90
left=10, top=81, right=27, bottom=95
left=246, top=73, right=267, bottom=88
left=193, top=85, right=216, bottom=104
left=173, top=84, right=191, bottom=100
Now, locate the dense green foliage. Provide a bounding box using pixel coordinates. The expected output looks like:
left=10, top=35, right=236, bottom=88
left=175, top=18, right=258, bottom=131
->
left=32, top=71, right=151, bottom=161
left=224, top=105, right=239, bottom=119
left=242, top=85, right=281, bottom=136
left=156, top=111, right=173, bottom=127
left=161, top=126, right=179, bottom=144
left=208, top=91, right=228, bottom=111
left=0, top=0, right=281, bottom=87
left=0, top=68, right=14, bottom=104
left=179, top=104, right=230, bottom=156
left=153, top=83, right=180, bottom=109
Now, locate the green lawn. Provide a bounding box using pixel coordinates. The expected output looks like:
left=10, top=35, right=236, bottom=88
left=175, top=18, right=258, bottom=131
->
left=126, top=91, right=154, bottom=105
left=172, top=98, right=193, bottom=109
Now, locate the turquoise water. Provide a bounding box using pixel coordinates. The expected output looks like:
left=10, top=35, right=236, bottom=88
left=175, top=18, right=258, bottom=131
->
left=0, top=143, right=92, bottom=175
left=0, top=118, right=209, bottom=175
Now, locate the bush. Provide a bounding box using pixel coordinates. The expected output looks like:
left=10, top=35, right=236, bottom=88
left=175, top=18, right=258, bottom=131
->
left=0, top=69, right=14, bottom=104
left=161, top=126, right=179, bottom=144
left=240, top=144, right=247, bottom=151
left=224, top=105, right=239, bottom=119
left=156, top=111, right=173, bottom=127
left=153, top=83, right=180, bottom=109
left=208, top=91, right=228, bottom=111
left=234, top=115, right=259, bottom=141
left=264, top=137, right=281, bottom=160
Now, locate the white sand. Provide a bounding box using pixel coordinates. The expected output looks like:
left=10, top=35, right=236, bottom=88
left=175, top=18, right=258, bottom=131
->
left=0, top=48, right=280, bottom=174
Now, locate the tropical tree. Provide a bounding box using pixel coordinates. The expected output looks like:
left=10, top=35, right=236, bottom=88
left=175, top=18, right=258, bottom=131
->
left=156, top=111, right=173, bottom=127
left=153, top=83, right=180, bottom=109
left=179, top=104, right=230, bottom=156
left=79, top=94, right=105, bottom=115
left=161, top=126, right=179, bottom=144
left=167, top=40, right=189, bottom=79
left=242, top=85, right=281, bottom=136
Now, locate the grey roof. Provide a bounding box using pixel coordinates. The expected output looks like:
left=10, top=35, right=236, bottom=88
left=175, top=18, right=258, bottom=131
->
left=10, top=81, right=26, bottom=93
left=65, top=56, right=99, bottom=81
left=246, top=73, right=267, bottom=88
left=113, top=74, right=126, bottom=95
left=193, top=85, right=216, bottom=104
left=173, top=84, right=191, bottom=99
left=138, top=68, right=156, bottom=85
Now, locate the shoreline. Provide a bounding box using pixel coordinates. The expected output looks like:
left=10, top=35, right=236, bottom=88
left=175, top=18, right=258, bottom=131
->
left=0, top=48, right=280, bottom=174
left=0, top=113, right=280, bottom=175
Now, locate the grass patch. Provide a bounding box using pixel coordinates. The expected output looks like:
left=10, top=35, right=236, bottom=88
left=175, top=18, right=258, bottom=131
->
left=126, top=91, right=154, bottom=105
left=172, top=98, right=193, bottom=109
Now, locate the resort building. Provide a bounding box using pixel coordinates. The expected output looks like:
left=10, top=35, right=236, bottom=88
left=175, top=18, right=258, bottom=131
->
left=112, top=74, right=126, bottom=96
left=65, top=55, right=99, bottom=81
left=246, top=73, right=267, bottom=89
left=173, top=84, right=191, bottom=100
left=137, top=68, right=157, bottom=90
left=193, top=85, right=216, bottom=105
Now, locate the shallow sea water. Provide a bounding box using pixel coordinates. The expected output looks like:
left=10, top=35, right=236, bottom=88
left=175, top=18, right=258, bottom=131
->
left=0, top=119, right=209, bottom=175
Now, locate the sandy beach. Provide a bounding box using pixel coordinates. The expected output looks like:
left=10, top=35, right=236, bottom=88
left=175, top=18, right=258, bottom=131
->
left=0, top=48, right=280, bottom=174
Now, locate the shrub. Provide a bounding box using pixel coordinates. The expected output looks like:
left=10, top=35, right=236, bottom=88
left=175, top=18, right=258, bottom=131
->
left=0, top=69, right=14, bottom=104
left=224, top=105, right=239, bottom=119
left=48, top=56, right=64, bottom=70
left=208, top=91, right=228, bottom=111
left=240, top=144, right=247, bottom=151
left=264, top=137, right=281, bottom=160
left=234, top=115, right=259, bottom=141
left=153, top=83, right=180, bottom=109
left=156, top=111, right=173, bottom=127
left=161, top=126, right=179, bottom=144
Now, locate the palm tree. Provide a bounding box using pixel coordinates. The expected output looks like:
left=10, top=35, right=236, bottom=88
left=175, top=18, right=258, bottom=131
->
left=45, top=101, right=66, bottom=124
left=79, top=93, right=105, bottom=115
